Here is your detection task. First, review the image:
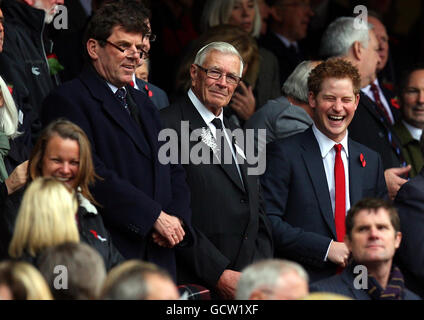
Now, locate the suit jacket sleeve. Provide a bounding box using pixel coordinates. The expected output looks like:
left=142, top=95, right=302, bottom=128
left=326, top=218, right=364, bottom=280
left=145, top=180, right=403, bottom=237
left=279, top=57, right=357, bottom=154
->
left=261, top=141, right=332, bottom=267
left=41, top=91, right=163, bottom=237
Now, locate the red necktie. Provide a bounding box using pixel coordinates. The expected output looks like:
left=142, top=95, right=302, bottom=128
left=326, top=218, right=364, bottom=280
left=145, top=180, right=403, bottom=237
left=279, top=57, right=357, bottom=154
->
left=334, top=144, right=346, bottom=242
left=370, top=83, right=393, bottom=125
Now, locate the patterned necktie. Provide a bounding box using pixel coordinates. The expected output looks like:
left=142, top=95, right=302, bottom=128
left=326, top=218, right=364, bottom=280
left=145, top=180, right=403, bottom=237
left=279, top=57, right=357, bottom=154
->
left=370, top=83, right=393, bottom=125
left=115, top=88, right=130, bottom=114
left=211, top=118, right=244, bottom=189
left=334, top=144, right=346, bottom=242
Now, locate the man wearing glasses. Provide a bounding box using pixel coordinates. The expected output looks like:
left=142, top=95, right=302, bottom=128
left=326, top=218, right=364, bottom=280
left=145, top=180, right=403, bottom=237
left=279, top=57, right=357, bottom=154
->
left=40, top=2, right=194, bottom=281
left=160, top=42, right=273, bottom=299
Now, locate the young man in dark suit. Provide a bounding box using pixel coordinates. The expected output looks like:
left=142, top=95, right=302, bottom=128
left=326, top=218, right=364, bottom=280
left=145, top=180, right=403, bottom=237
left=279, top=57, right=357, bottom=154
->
left=40, top=2, right=193, bottom=280
left=261, top=58, right=387, bottom=282
left=160, top=42, right=273, bottom=299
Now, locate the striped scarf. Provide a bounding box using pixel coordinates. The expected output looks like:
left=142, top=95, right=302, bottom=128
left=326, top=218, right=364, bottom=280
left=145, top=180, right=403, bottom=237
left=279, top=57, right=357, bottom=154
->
left=367, top=265, right=405, bottom=300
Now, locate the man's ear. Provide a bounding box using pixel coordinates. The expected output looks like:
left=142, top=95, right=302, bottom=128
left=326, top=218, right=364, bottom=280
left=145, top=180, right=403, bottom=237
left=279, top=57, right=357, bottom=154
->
left=394, top=231, right=402, bottom=250
left=352, top=41, right=363, bottom=61
left=87, top=39, right=99, bottom=60
left=22, top=0, right=35, bottom=6
left=190, top=64, right=197, bottom=87
left=308, top=91, right=316, bottom=109
left=269, top=5, right=283, bottom=22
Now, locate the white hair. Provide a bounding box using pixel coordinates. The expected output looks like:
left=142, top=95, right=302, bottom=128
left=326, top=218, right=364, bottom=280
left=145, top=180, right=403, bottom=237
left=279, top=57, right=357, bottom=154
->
left=193, top=41, right=244, bottom=77
left=282, top=60, right=316, bottom=103
left=236, top=259, right=309, bottom=300
left=201, top=0, right=262, bottom=38
left=319, top=17, right=373, bottom=59
left=0, top=76, right=21, bottom=139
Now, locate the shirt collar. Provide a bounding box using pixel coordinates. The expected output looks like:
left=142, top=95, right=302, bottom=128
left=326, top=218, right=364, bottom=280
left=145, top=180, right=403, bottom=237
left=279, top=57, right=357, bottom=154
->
left=107, top=82, right=120, bottom=94
left=188, top=89, right=223, bottom=126
left=312, top=124, right=349, bottom=158
left=273, top=32, right=298, bottom=50
left=402, top=120, right=423, bottom=141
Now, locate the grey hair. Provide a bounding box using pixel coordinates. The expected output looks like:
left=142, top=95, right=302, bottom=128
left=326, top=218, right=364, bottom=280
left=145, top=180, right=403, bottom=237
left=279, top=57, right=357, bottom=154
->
left=236, top=259, right=309, bottom=300
left=0, top=76, right=21, bottom=139
left=201, top=0, right=262, bottom=38
left=282, top=60, right=316, bottom=103
left=319, top=17, right=373, bottom=59
left=193, top=41, right=244, bottom=77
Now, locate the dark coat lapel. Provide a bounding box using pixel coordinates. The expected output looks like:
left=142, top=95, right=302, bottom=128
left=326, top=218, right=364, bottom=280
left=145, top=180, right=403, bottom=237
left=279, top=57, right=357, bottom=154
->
left=300, top=128, right=336, bottom=238
left=79, top=67, right=152, bottom=159
left=180, top=96, right=246, bottom=192
left=348, top=139, right=364, bottom=206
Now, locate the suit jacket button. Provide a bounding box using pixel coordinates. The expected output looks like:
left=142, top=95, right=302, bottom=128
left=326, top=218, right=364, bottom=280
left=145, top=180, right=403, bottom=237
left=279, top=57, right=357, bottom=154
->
left=240, top=198, right=247, bottom=204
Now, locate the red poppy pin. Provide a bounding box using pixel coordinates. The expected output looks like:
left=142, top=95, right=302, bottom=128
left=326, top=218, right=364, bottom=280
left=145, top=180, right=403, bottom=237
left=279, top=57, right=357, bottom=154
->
left=359, top=153, right=366, bottom=167
left=145, top=84, right=153, bottom=98
left=90, top=229, right=107, bottom=242
left=7, top=84, right=13, bottom=95
left=390, top=97, right=400, bottom=109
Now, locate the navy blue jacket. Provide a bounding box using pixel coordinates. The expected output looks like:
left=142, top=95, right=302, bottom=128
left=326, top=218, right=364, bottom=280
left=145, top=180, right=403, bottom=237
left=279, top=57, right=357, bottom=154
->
left=41, top=66, right=193, bottom=279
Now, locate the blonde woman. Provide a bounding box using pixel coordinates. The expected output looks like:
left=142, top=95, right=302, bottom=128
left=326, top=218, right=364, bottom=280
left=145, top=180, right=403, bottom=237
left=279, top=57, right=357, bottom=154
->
left=0, top=260, right=53, bottom=300
left=9, top=177, right=80, bottom=262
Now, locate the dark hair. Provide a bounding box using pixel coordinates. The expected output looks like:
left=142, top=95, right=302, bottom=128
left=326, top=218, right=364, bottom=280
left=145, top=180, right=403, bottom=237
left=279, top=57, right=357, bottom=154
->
left=346, top=198, right=401, bottom=238
left=308, top=58, right=361, bottom=97
left=398, top=63, right=424, bottom=103
left=83, top=1, right=148, bottom=48
left=29, top=119, right=100, bottom=205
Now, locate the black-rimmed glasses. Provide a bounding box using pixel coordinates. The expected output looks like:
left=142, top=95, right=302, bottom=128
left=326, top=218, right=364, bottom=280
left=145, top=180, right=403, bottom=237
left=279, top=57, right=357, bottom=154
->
left=101, top=40, right=149, bottom=59
left=196, top=65, right=241, bottom=85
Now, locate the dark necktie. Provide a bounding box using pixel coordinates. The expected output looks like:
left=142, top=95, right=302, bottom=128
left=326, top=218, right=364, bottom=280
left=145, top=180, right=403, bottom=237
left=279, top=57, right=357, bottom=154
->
left=370, top=83, right=393, bottom=125
left=211, top=118, right=244, bottom=190
left=115, top=87, right=151, bottom=156
left=334, top=144, right=346, bottom=242
left=115, top=88, right=130, bottom=114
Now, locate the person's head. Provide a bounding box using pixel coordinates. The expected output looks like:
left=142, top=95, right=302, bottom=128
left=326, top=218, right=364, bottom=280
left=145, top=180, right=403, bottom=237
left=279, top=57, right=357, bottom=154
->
left=345, top=198, right=402, bottom=267
left=84, top=1, right=149, bottom=87
left=0, top=6, right=4, bottom=53
left=368, top=13, right=389, bottom=72
left=9, top=177, right=79, bottom=259
left=38, top=242, right=106, bottom=300
left=256, top=0, right=270, bottom=35
left=283, top=60, right=321, bottom=106
left=307, top=58, right=360, bottom=142
left=191, top=41, right=243, bottom=115
left=100, top=260, right=180, bottom=300
left=236, top=259, right=309, bottom=300
left=201, top=0, right=262, bottom=37
left=135, top=58, right=149, bottom=82
left=399, top=66, right=424, bottom=129
left=0, top=261, right=53, bottom=300
left=319, top=17, right=380, bottom=88
left=29, top=119, right=98, bottom=203
left=267, top=0, right=313, bottom=42
left=23, top=0, right=64, bottom=24
left=0, top=75, right=20, bottom=139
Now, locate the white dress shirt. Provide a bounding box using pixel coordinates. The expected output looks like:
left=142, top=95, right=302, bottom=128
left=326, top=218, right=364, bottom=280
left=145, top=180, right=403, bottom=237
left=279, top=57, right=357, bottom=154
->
left=188, top=89, right=244, bottom=184
left=403, top=120, right=423, bottom=141
left=312, top=125, right=351, bottom=260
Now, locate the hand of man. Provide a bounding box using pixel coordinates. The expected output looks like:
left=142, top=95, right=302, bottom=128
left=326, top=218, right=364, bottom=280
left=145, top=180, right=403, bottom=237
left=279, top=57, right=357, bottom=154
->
left=327, top=241, right=350, bottom=267
left=5, top=160, right=29, bottom=195
left=229, top=81, right=256, bottom=120
left=216, top=269, right=241, bottom=300
left=152, top=231, right=172, bottom=248
left=384, top=165, right=411, bottom=200
left=153, top=211, right=185, bottom=247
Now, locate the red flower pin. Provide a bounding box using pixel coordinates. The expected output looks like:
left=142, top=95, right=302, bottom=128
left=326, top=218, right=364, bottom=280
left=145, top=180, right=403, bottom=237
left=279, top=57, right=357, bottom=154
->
left=7, top=84, right=13, bottom=95
left=145, top=84, right=153, bottom=98
left=390, top=97, right=400, bottom=109
left=359, top=153, right=366, bottom=167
